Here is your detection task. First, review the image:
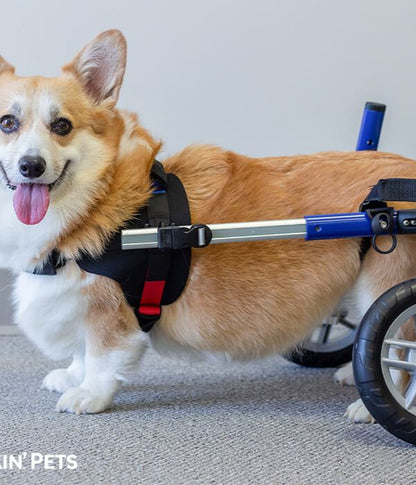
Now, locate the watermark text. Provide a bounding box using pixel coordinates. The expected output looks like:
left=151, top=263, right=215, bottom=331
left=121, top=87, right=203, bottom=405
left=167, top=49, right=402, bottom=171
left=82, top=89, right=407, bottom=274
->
left=0, top=453, right=77, bottom=470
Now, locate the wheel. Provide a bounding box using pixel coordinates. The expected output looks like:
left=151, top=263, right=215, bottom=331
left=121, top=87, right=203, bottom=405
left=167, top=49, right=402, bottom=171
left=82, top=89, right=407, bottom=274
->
left=353, top=278, right=416, bottom=445
left=285, top=311, right=358, bottom=367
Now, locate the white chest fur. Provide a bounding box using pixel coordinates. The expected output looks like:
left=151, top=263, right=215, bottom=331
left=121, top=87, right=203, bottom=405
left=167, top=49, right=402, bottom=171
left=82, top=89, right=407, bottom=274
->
left=13, top=262, right=97, bottom=360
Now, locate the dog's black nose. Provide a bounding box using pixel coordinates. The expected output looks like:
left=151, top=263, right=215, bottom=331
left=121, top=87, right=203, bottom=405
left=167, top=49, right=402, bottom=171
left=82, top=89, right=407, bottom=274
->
left=18, top=156, right=46, bottom=179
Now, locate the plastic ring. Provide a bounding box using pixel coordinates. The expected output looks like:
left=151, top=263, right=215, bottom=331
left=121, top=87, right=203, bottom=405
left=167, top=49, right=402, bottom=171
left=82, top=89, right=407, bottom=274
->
left=372, top=234, right=397, bottom=254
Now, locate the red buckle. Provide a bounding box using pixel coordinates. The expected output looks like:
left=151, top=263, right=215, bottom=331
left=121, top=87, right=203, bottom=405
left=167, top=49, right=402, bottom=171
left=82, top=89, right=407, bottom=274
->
left=138, top=280, right=166, bottom=316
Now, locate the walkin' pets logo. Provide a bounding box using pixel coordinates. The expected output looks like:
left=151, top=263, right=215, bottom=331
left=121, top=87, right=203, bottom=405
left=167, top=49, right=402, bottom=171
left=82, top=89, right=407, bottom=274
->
left=0, top=453, right=77, bottom=470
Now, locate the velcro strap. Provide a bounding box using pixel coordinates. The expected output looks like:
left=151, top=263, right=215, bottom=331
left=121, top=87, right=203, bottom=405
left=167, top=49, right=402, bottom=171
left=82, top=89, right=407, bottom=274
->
left=366, top=178, right=416, bottom=203
left=360, top=178, right=416, bottom=212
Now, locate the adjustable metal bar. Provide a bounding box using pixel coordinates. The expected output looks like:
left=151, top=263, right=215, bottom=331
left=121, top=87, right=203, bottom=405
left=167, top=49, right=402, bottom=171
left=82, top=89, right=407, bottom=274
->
left=121, top=209, right=416, bottom=251
left=207, top=219, right=306, bottom=244
left=122, top=227, right=161, bottom=249
left=122, top=219, right=306, bottom=250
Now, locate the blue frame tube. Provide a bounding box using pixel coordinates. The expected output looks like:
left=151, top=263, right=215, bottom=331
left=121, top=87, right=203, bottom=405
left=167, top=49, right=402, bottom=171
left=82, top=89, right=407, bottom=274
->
left=305, top=212, right=373, bottom=240
left=356, top=102, right=386, bottom=151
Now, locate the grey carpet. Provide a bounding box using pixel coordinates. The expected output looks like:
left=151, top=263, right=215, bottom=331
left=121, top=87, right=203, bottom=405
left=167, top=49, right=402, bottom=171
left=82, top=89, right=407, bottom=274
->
left=0, top=335, right=414, bottom=485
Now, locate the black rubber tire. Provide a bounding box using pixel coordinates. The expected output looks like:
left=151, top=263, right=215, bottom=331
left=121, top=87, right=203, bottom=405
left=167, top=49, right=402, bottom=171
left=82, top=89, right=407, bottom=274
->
left=285, top=344, right=353, bottom=368
left=353, top=278, right=416, bottom=445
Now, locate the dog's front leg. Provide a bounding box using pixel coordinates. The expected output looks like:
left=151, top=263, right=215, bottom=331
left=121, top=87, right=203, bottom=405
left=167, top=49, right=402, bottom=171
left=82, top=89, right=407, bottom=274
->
left=42, top=353, right=84, bottom=394
left=56, top=330, right=147, bottom=414
left=55, top=277, right=148, bottom=415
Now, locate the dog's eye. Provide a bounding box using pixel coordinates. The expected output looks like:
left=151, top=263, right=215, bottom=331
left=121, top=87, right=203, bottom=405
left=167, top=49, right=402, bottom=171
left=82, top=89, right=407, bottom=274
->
left=0, top=115, right=19, bottom=133
left=51, top=118, right=72, bottom=136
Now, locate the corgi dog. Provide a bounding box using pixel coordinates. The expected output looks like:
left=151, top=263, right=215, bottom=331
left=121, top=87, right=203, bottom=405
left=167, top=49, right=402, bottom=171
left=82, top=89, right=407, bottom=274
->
left=0, top=29, right=415, bottom=419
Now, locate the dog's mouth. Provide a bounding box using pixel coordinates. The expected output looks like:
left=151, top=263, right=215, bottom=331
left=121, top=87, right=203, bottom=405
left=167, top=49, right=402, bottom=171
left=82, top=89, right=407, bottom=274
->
left=0, top=160, right=71, bottom=225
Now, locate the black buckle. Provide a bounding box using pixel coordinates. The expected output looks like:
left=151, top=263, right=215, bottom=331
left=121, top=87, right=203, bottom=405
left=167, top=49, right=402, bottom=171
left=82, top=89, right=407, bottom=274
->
left=158, top=224, right=212, bottom=250
left=359, top=199, right=387, bottom=212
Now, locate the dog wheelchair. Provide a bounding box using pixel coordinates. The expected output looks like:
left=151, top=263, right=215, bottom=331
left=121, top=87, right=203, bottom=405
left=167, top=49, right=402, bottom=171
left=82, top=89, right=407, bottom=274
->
left=121, top=102, right=416, bottom=445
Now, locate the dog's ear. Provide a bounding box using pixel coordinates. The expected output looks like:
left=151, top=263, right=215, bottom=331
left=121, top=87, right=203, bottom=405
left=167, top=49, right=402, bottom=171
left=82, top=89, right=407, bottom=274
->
left=62, top=30, right=126, bottom=108
left=0, top=55, right=15, bottom=75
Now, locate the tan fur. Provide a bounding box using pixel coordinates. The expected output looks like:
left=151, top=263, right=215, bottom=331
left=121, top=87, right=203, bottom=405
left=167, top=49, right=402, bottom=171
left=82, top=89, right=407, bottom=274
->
left=83, top=276, right=138, bottom=353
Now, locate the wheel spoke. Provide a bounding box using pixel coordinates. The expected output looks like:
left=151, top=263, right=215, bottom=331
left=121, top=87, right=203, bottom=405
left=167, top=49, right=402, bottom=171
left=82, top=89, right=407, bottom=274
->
left=316, top=323, right=332, bottom=344
left=384, top=338, right=416, bottom=351
left=338, top=317, right=357, bottom=330
left=404, top=377, right=416, bottom=410
left=382, top=357, right=416, bottom=372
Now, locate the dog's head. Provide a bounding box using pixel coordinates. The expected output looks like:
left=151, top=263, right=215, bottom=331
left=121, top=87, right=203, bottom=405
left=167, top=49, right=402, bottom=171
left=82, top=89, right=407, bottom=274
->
left=0, top=30, right=127, bottom=225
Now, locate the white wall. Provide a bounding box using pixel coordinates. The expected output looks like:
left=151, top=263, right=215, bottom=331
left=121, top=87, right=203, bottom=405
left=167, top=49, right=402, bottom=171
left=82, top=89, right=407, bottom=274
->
left=1, top=0, right=416, bottom=322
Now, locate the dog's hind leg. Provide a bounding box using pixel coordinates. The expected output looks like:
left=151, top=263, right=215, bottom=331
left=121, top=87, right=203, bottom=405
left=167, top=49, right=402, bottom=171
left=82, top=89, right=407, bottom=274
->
left=42, top=353, right=84, bottom=394
left=334, top=362, right=355, bottom=386
left=333, top=286, right=370, bottom=386
left=339, top=275, right=380, bottom=423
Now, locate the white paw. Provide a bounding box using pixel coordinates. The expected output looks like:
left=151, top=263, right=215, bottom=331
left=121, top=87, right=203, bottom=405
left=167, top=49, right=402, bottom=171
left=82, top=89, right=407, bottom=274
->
left=56, top=387, right=113, bottom=415
left=42, top=368, right=81, bottom=394
left=334, top=362, right=355, bottom=386
left=345, top=398, right=376, bottom=424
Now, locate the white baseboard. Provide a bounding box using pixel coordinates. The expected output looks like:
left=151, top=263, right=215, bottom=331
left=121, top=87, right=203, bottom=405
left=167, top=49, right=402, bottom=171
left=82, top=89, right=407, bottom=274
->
left=0, top=325, right=21, bottom=335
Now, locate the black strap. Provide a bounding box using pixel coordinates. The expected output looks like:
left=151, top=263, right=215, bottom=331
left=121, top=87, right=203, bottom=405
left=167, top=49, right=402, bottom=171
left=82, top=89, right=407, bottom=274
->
left=150, top=160, right=168, bottom=187
left=135, top=164, right=171, bottom=332
left=136, top=170, right=193, bottom=331
left=360, top=178, right=416, bottom=211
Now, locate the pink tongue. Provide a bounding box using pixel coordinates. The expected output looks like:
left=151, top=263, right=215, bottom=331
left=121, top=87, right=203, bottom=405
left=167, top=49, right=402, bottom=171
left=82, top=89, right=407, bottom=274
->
left=13, top=184, right=50, bottom=225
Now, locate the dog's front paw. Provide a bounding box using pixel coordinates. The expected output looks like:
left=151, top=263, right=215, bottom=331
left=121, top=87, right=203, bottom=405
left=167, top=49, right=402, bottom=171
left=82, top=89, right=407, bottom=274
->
left=334, top=362, right=355, bottom=386
left=345, top=398, right=375, bottom=424
left=42, top=369, right=81, bottom=394
left=56, top=387, right=113, bottom=415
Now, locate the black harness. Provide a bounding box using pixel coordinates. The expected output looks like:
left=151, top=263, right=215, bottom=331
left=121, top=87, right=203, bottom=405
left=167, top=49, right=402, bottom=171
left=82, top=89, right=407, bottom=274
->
left=34, top=161, right=192, bottom=332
